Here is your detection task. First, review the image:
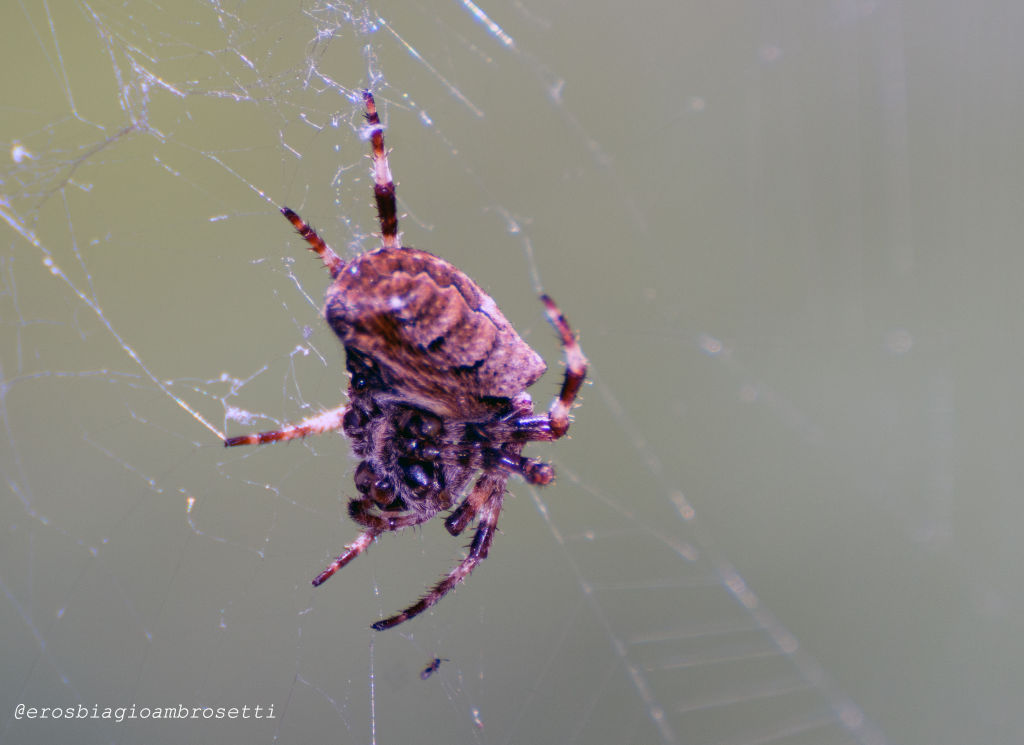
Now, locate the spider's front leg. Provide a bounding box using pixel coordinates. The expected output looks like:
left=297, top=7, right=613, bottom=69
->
left=508, top=296, right=586, bottom=444
left=224, top=404, right=348, bottom=447
left=540, top=294, right=587, bottom=438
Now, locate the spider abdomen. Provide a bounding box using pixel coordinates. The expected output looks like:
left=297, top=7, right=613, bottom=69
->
left=324, top=246, right=545, bottom=416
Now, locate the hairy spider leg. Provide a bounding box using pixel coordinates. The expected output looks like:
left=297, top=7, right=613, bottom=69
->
left=444, top=470, right=506, bottom=536
left=224, top=404, right=347, bottom=447
left=280, top=207, right=345, bottom=278
left=540, top=294, right=587, bottom=438
left=314, top=499, right=442, bottom=588
left=373, top=475, right=506, bottom=630
left=312, top=529, right=377, bottom=587
left=503, top=294, right=587, bottom=445
left=223, top=208, right=348, bottom=447
left=494, top=452, right=555, bottom=485
left=363, top=91, right=399, bottom=249
left=224, top=204, right=353, bottom=448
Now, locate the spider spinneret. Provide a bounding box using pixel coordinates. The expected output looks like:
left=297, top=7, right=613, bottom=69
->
left=226, top=90, right=586, bottom=631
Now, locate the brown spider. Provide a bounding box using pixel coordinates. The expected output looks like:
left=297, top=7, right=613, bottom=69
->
left=226, top=90, right=586, bottom=631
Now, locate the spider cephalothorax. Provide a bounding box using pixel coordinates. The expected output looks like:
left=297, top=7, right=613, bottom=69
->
left=226, top=90, right=585, bottom=630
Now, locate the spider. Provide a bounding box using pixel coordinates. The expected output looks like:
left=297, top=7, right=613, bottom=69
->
left=225, top=90, right=586, bottom=631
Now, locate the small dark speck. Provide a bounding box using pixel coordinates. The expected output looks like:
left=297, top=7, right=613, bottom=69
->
left=420, top=657, right=449, bottom=680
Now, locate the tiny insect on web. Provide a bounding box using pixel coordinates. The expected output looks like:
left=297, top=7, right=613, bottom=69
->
left=225, top=90, right=586, bottom=631
left=420, top=657, right=449, bottom=680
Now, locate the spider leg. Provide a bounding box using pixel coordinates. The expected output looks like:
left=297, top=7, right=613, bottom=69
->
left=224, top=404, right=348, bottom=447
left=280, top=207, right=345, bottom=278
left=312, top=528, right=377, bottom=587
left=373, top=477, right=505, bottom=630
left=540, top=294, right=587, bottom=438
left=444, top=468, right=511, bottom=536
left=363, top=91, right=399, bottom=249
left=504, top=297, right=586, bottom=443
left=494, top=452, right=555, bottom=485
left=444, top=449, right=548, bottom=539
left=315, top=492, right=440, bottom=587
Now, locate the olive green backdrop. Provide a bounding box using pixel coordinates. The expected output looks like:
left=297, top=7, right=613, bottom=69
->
left=2, top=2, right=1021, bottom=744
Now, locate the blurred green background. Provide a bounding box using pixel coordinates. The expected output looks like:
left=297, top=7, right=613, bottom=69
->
left=2, top=2, right=1022, bottom=744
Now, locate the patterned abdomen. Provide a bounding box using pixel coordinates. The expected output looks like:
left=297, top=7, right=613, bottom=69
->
left=324, top=247, right=546, bottom=415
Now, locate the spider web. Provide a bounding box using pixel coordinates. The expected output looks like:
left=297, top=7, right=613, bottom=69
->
left=4, top=2, right=1023, bottom=744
